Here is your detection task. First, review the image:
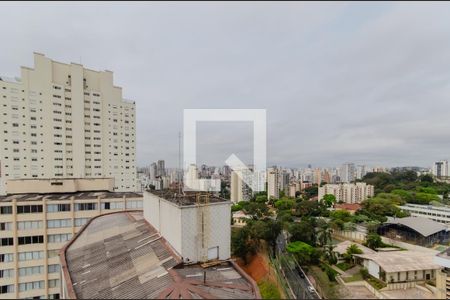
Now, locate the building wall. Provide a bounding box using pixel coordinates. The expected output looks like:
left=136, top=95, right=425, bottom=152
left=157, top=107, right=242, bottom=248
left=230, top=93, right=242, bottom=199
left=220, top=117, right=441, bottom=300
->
left=143, top=191, right=231, bottom=263
left=319, top=183, right=374, bottom=203
left=400, top=204, right=450, bottom=224
left=267, top=168, right=279, bottom=200
left=0, top=194, right=143, bottom=299
left=0, top=53, right=137, bottom=195
left=6, top=178, right=114, bottom=194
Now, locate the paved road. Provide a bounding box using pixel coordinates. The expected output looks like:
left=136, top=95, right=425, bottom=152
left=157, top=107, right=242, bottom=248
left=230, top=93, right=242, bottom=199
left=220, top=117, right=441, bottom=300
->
left=276, top=232, right=320, bottom=299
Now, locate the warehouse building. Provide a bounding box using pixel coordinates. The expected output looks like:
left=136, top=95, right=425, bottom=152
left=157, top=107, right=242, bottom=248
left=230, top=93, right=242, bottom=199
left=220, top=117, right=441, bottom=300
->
left=60, top=191, right=260, bottom=299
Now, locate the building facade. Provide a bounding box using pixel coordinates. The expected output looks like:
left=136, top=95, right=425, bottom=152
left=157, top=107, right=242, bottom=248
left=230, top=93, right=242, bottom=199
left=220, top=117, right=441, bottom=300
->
left=433, top=161, right=449, bottom=178
left=0, top=53, right=136, bottom=195
left=143, top=191, right=231, bottom=263
left=0, top=179, right=142, bottom=299
left=267, top=168, right=279, bottom=200
left=399, top=203, right=450, bottom=224
left=230, top=170, right=251, bottom=203
left=318, top=182, right=374, bottom=204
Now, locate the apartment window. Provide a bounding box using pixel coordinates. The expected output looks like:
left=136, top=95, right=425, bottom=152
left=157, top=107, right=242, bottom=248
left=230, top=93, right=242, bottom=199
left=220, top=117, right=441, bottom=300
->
left=0, top=222, right=12, bottom=231
left=75, top=203, right=97, bottom=211
left=74, top=218, right=89, bottom=227
left=126, top=200, right=143, bottom=209
left=0, top=254, right=13, bottom=263
left=0, top=206, right=12, bottom=214
left=1, top=238, right=13, bottom=246
left=48, top=279, right=59, bottom=289
left=19, top=280, right=44, bottom=292
left=19, top=266, right=44, bottom=277
left=17, top=221, right=43, bottom=230
left=47, top=250, right=59, bottom=259
left=17, top=205, right=43, bottom=214
left=47, top=233, right=72, bottom=243
left=18, top=235, right=44, bottom=245
left=47, top=264, right=60, bottom=274
left=0, top=285, right=14, bottom=294
left=47, top=219, right=72, bottom=228
left=18, top=251, right=44, bottom=261
left=0, top=269, right=14, bottom=279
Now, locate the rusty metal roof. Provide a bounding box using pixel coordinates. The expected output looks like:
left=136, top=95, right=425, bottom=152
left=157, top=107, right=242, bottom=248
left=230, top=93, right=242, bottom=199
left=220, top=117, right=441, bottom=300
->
left=61, top=211, right=258, bottom=299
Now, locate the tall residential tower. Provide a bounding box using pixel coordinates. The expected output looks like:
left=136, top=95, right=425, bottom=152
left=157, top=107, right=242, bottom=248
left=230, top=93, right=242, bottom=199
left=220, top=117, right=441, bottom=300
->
left=0, top=53, right=137, bottom=194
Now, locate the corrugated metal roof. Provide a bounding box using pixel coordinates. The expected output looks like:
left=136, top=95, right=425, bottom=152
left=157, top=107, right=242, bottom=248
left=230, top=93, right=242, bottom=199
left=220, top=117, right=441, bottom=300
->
left=385, top=216, right=447, bottom=237
left=63, top=212, right=258, bottom=299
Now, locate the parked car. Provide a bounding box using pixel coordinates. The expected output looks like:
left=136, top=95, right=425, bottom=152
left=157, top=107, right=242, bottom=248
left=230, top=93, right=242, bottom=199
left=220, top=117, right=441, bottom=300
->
left=295, top=266, right=305, bottom=278
left=307, top=286, right=316, bottom=293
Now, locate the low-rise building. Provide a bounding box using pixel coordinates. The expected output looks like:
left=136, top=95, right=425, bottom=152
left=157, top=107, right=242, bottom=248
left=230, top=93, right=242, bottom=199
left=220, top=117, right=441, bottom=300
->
left=399, top=203, right=450, bottom=224
left=434, top=248, right=450, bottom=299
left=333, top=240, right=375, bottom=262
left=60, top=199, right=260, bottom=299
left=355, top=251, right=440, bottom=284
left=378, top=216, right=449, bottom=247
left=334, top=203, right=362, bottom=215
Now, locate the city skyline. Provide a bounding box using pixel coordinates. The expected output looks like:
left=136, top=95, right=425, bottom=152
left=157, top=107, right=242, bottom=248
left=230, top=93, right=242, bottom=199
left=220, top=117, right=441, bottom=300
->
left=2, top=2, right=450, bottom=168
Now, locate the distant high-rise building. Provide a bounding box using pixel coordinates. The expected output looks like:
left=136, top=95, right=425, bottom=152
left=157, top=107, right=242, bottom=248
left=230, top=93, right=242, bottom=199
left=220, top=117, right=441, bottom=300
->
left=0, top=53, right=137, bottom=195
left=267, top=168, right=280, bottom=199
left=433, top=160, right=449, bottom=178
left=230, top=170, right=252, bottom=202
left=340, top=162, right=356, bottom=183
left=356, top=165, right=367, bottom=180
left=157, top=160, right=166, bottom=177
left=150, top=162, right=157, bottom=180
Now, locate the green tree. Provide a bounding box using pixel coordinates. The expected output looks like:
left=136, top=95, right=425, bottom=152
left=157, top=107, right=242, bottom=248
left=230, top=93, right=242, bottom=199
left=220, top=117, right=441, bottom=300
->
left=365, top=233, right=383, bottom=250
left=420, top=174, right=434, bottom=183
left=231, top=227, right=257, bottom=263
left=322, top=194, right=336, bottom=207
left=244, top=202, right=270, bottom=219
left=316, top=219, right=332, bottom=247
left=274, top=199, right=295, bottom=210
left=288, top=218, right=316, bottom=245
left=343, top=244, right=363, bottom=263
left=286, top=241, right=319, bottom=265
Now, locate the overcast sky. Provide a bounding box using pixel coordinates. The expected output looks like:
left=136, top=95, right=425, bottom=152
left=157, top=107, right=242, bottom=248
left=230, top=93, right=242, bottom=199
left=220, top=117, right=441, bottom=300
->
left=1, top=2, right=450, bottom=169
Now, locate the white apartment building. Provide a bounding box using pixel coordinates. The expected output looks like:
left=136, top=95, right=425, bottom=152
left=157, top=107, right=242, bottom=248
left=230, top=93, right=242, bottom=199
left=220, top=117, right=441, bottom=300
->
left=318, top=182, right=374, bottom=204
left=0, top=53, right=136, bottom=195
left=230, top=170, right=252, bottom=203
left=340, top=162, right=356, bottom=183
left=399, top=203, right=450, bottom=224
left=0, top=178, right=143, bottom=299
left=433, top=160, right=449, bottom=178
left=267, top=168, right=280, bottom=200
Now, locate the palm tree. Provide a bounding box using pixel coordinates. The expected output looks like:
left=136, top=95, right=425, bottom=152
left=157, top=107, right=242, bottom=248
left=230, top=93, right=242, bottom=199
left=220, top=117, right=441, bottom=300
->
left=316, top=219, right=333, bottom=247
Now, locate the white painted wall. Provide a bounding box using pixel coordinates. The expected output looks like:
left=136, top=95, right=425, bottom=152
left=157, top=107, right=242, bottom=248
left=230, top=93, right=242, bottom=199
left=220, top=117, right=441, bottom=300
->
left=143, top=191, right=231, bottom=263
left=367, top=260, right=380, bottom=279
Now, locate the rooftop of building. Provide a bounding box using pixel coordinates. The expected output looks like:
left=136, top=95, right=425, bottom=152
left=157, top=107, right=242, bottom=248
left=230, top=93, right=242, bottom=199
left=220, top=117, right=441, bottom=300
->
left=60, top=211, right=259, bottom=299
left=0, top=191, right=142, bottom=202
left=334, top=203, right=362, bottom=211
left=383, top=216, right=448, bottom=237
left=0, top=75, right=21, bottom=84
left=147, top=190, right=230, bottom=206
left=354, top=251, right=440, bottom=273
left=333, top=240, right=376, bottom=255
